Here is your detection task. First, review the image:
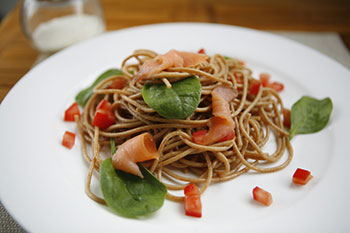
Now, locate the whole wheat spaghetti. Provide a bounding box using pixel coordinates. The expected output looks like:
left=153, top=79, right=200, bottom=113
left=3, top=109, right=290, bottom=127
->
left=75, top=49, right=293, bottom=204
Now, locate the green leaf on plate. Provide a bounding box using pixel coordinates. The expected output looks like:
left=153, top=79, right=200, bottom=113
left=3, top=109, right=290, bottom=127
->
left=289, top=96, right=333, bottom=140
left=100, top=158, right=167, bottom=218
left=75, top=69, right=123, bottom=106
left=142, top=76, right=202, bottom=119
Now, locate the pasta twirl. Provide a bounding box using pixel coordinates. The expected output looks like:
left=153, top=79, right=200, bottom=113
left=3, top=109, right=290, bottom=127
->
left=75, top=49, right=293, bottom=204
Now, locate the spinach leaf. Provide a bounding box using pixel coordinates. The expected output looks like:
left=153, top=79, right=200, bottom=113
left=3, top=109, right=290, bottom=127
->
left=100, top=158, right=167, bottom=218
left=110, top=138, right=116, bottom=154
left=75, top=69, right=123, bottom=106
left=142, top=76, right=202, bottom=119
left=289, top=96, right=333, bottom=139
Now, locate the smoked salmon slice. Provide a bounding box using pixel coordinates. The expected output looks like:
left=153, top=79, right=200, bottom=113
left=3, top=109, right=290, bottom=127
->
left=112, top=132, right=159, bottom=177
left=193, top=85, right=237, bottom=145
left=135, top=49, right=208, bottom=81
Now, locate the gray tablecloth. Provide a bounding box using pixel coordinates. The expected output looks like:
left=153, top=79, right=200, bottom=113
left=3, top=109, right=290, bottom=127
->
left=0, top=204, right=25, bottom=233
left=0, top=31, right=349, bottom=233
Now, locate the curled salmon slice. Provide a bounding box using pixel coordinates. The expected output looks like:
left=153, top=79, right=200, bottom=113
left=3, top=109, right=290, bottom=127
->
left=112, top=133, right=159, bottom=177
left=135, top=49, right=208, bottom=81
left=211, top=85, right=238, bottom=118
left=193, top=85, right=237, bottom=145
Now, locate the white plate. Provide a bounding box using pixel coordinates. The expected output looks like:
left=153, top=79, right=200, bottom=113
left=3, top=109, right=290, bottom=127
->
left=0, top=23, right=349, bottom=233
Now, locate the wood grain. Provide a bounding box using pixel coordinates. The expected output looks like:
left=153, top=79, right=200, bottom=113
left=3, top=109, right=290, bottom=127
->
left=0, top=0, right=349, bottom=103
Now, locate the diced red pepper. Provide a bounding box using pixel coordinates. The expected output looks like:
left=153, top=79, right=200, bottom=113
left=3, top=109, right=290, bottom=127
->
left=268, top=82, right=284, bottom=92
left=192, top=129, right=208, bottom=144
left=184, top=183, right=200, bottom=195
left=92, top=99, right=116, bottom=130
left=198, top=48, right=206, bottom=54
left=282, top=108, right=291, bottom=128
left=92, top=111, right=116, bottom=130
left=252, top=186, right=273, bottom=206
left=234, top=72, right=243, bottom=84
left=185, top=195, right=202, bottom=218
left=293, top=168, right=313, bottom=185
left=259, top=73, right=271, bottom=87
left=96, top=98, right=112, bottom=111
left=249, top=80, right=262, bottom=95
left=239, top=60, right=245, bottom=66
left=184, top=183, right=202, bottom=218
left=64, top=102, right=80, bottom=122
left=62, top=131, right=76, bottom=149
left=107, top=78, right=126, bottom=89
left=257, top=73, right=284, bottom=92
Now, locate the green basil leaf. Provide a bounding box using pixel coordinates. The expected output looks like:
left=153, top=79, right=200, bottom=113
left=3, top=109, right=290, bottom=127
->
left=142, top=76, right=202, bottom=119
left=289, top=96, right=333, bottom=139
left=100, top=158, right=167, bottom=218
left=75, top=69, right=123, bottom=106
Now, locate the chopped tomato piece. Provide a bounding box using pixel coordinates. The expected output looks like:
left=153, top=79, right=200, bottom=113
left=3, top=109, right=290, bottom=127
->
left=198, top=48, right=206, bottom=54
left=92, top=99, right=116, bottom=130
left=184, top=183, right=202, bottom=218
left=96, top=98, right=113, bottom=111
left=257, top=73, right=284, bottom=92
left=92, top=111, right=116, bottom=130
left=252, top=186, right=273, bottom=206
left=234, top=72, right=243, bottom=84
left=249, top=80, right=262, bottom=95
left=64, top=102, right=80, bottom=122
left=107, top=78, right=126, bottom=89
left=239, top=60, right=245, bottom=66
left=293, top=168, right=313, bottom=185
left=259, top=73, right=271, bottom=87
left=185, top=195, right=202, bottom=218
left=268, top=81, right=284, bottom=92
left=184, top=183, right=200, bottom=195
left=282, top=108, right=291, bottom=128
left=62, top=131, right=76, bottom=149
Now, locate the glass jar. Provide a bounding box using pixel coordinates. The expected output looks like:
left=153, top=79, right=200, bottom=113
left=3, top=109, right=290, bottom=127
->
left=20, top=0, right=106, bottom=55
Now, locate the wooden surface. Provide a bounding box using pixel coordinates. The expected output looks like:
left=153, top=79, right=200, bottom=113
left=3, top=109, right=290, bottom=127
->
left=0, top=0, right=349, bottom=103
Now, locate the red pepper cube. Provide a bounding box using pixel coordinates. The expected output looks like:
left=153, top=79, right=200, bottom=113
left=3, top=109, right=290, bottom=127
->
left=184, top=194, right=202, bottom=218
left=268, top=81, right=284, bottom=92
left=282, top=108, right=291, bottom=128
left=184, top=183, right=202, bottom=218
left=252, top=186, right=273, bottom=206
left=259, top=73, right=271, bottom=87
left=62, top=131, right=76, bottom=149
left=198, top=48, right=206, bottom=54
left=293, top=168, right=313, bottom=185
left=64, top=102, right=80, bottom=122
left=249, top=80, right=262, bottom=95
left=92, top=99, right=116, bottom=130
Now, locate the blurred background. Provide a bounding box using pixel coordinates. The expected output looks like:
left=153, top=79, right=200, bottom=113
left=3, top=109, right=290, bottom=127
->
left=0, top=0, right=349, bottom=109
left=1, top=0, right=349, bottom=48
left=0, top=1, right=349, bottom=100
left=0, top=0, right=18, bottom=21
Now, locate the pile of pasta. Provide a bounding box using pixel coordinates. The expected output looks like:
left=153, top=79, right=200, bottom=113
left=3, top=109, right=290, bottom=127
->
left=75, top=49, right=293, bottom=203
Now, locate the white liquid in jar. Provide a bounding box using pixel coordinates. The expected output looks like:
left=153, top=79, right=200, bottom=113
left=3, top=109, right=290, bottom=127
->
left=32, top=14, right=105, bottom=53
